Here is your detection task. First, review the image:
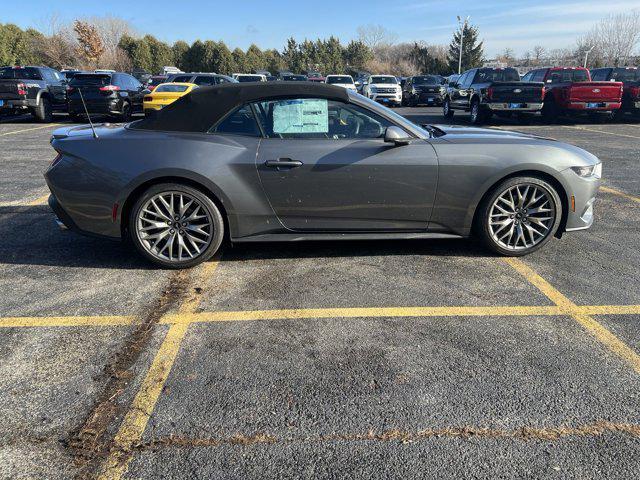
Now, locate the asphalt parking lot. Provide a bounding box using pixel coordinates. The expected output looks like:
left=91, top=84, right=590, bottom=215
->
left=0, top=108, right=638, bottom=479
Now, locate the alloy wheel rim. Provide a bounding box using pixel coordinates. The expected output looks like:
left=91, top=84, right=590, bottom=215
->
left=136, top=191, right=213, bottom=262
left=471, top=104, right=478, bottom=122
left=444, top=101, right=449, bottom=115
left=488, top=184, right=556, bottom=250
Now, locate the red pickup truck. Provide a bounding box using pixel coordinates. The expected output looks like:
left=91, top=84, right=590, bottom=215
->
left=522, top=67, right=623, bottom=120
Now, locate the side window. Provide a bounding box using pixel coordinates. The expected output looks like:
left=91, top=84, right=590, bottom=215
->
left=211, top=105, right=261, bottom=137
left=522, top=72, right=532, bottom=82
left=252, top=98, right=393, bottom=140
left=533, top=70, right=547, bottom=82
left=111, top=74, right=122, bottom=88
left=41, top=68, right=55, bottom=82
left=128, top=75, right=142, bottom=89
left=463, top=70, right=476, bottom=87
left=172, top=75, right=192, bottom=83
left=194, top=75, right=216, bottom=86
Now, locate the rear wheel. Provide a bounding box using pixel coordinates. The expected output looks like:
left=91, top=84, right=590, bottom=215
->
left=542, top=100, right=559, bottom=123
left=443, top=98, right=454, bottom=118
left=32, top=97, right=53, bottom=123
left=118, top=101, right=131, bottom=122
left=476, top=176, right=562, bottom=256
left=129, top=183, right=224, bottom=268
left=469, top=99, right=488, bottom=124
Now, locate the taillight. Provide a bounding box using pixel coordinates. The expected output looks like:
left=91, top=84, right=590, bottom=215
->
left=66, top=86, right=75, bottom=94
left=144, top=96, right=153, bottom=102
left=630, top=86, right=640, bottom=98
left=99, top=85, right=120, bottom=92
left=486, top=87, right=493, bottom=100
left=17, top=83, right=27, bottom=96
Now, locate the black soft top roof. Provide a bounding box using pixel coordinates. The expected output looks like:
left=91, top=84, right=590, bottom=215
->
left=132, top=82, right=350, bottom=133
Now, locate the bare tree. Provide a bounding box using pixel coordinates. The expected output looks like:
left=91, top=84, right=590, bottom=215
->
left=357, top=24, right=398, bottom=49
left=532, top=45, right=546, bottom=65
left=33, top=14, right=77, bottom=68
left=589, top=11, right=640, bottom=66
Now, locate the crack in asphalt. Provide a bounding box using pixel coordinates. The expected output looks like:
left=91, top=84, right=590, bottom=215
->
left=63, top=269, right=195, bottom=479
left=99, top=421, right=640, bottom=454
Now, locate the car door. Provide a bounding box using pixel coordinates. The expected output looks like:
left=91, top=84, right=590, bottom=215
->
left=253, top=97, right=438, bottom=231
left=455, top=70, right=475, bottom=109
left=449, top=71, right=468, bottom=109
left=45, top=68, right=67, bottom=105
left=125, top=75, right=144, bottom=111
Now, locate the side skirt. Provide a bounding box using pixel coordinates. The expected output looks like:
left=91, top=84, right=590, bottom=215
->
left=232, top=232, right=465, bottom=243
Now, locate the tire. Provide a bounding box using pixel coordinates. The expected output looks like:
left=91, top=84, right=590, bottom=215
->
left=443, top=98, right=454, bottom=118
left=475, top=176, right=562, bottom=256
left=469, top=99, right=486, bottom=125
left=32, top=97, right=53, bottom=123
left=129, top=183, right=224, bottom=269
left=541, top=100, right=559, bottom=123
left=118, top=101, right=131, bottom=122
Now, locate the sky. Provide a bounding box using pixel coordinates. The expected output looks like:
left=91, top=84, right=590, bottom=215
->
left=2, top=0, right=638, bottom=57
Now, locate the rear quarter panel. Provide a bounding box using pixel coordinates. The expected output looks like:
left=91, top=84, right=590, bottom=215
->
left=47, top=127, right=276, bottom=239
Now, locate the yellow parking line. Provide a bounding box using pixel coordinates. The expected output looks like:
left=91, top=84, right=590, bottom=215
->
left=165, top=305, right=566, bottom=324
left=0, top=123, right=64, bottom=136
left=0, top=192, right=49, bottom=208
left=599, top=186, right=640, bottom=204
left=505, top=258, right=640, bottom=374
left=0, top=315, right=135, bottom=328
left=2, top=304, right=639, bottom=329
left=561, top=125, right=640, bottom=139
left=97, top=256, right=222, bottom=480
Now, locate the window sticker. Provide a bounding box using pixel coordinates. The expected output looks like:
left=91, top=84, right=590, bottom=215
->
left=273, top=99, right=328, bottom=134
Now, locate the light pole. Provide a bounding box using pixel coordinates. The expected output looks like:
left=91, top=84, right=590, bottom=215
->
left=457, top=15, right=470, bottom=74
left=583, top=45, right=595, bottom=68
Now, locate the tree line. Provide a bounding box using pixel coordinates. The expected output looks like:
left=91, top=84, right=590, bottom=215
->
left=0, top=16, right=482, bottom=76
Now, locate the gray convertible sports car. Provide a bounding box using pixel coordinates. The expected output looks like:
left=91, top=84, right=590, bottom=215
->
left=45, top=82, right=601, bottom=268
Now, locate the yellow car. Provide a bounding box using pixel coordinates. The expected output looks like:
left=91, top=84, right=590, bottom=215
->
left=143, top=83, right=197, bottom=114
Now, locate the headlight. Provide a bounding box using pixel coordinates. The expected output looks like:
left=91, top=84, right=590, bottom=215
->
left=411, top=88, right=417, bottom=94
left=571, top=163, right=602, bottom=178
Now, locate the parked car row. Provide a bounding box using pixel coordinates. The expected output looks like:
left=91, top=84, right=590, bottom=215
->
left=440, top=66, right=638, bottom=124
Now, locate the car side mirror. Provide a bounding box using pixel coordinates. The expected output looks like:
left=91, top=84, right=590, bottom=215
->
left=384, top=126, right=412, bottom=146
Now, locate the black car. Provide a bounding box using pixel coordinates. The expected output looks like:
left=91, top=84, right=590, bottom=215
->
left=281, top=74, right=307, bottom=81
left=66, top=72, right=147, bottom=121
left=402, top=75, right=446, bottom=107
left=443, top=67, right=544, bottom=124
left=166, top=73, right=236, bottom=86
left=0, top=66, right=67, bottom=122
left=591, top=67, right=640, bottom=118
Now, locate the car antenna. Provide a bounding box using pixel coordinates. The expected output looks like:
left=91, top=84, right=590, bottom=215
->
left=77, top=87, right=98, bottom=139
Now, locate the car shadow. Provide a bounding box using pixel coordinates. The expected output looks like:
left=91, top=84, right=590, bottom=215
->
left=0, top=206, right=492, bottom=269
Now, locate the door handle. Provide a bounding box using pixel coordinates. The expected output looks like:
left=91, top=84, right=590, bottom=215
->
left=264, top=158, right=303, bottom=168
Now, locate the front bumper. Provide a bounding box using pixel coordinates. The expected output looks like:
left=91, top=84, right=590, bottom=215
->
left=558, top=168, right=601, bottom=232
left=369, top=93, right=402, bottom=105
left=412, top=92, right=443, bottom=105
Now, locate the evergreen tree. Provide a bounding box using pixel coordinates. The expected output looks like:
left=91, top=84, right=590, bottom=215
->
left=344, top=40, right=372, bottom=70
left=186, top=40, right=206, bottom=72
left=245, top=44, right=264, bottom=72
left=447, top=23, right=484, bottom=73
left=232, top=48, right=247, bottom=73
left=171, top=40, right=190, bottom=70
left=411, top=43, right=449, bottom=75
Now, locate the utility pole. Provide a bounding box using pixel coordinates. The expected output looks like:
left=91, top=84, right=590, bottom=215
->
left=584, top=45, right=595, bottom=68
left=457, top=15, right=470, bottom=74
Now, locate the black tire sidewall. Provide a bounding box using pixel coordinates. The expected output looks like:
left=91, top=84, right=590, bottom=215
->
left=128, top=183, right=224, bottom=269
left=476, top=176, right=562, bottom=256
left=33, top=97, right=52, bottom=123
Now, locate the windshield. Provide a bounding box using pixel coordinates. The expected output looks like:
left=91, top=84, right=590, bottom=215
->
left=237, top=75, right=262, bottom=82
left=476, top=68, right=520, bottom=82
left=69, top=74, right=111, bottom=86
left=547, top=69, right=589, bottom=83
left=356, top=94, right=431, bottom=137
left=327, top=76, right=353, bottom=84
left=0, top=67, right=42, bottom=80
left=612, top=68, right=640, bottom=82
left=155, top=84, right=190, bottom=93
left=371, top=76, right=398, bottom=84
left=413, top=75, right=443, bottom=85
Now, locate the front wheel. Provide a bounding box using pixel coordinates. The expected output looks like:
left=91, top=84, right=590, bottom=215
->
left=476, top=177, right=562, bottom=256
left=129, top=183, right=224, bottom=268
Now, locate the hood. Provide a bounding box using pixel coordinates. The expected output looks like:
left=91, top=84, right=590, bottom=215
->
left=432, top=124, right=555, bottom=141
